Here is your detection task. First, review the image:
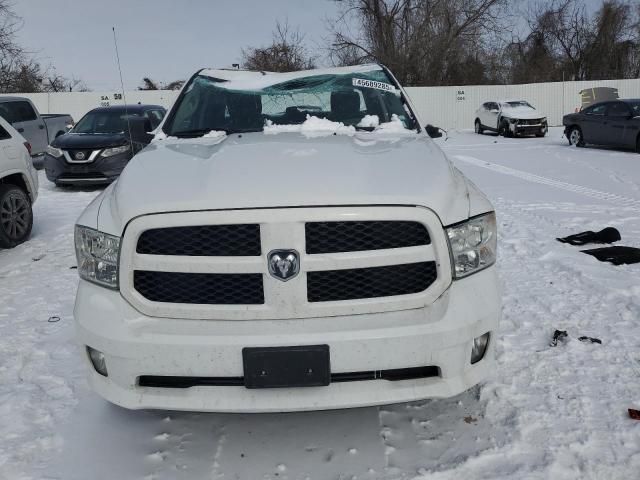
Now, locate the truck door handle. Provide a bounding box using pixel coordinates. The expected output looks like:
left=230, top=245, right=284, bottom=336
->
left=17, top=128, right=24, bottom=133
left=39, top=124, right=45, bottom=129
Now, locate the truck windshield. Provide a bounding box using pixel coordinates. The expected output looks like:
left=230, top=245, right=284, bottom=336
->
left=164, top=69, right=417, bottom=137
left=74, top=111, right=139, bottom=134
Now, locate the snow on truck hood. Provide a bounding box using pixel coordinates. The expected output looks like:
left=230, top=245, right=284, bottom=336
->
left=93, top=132, right=477, bottom=235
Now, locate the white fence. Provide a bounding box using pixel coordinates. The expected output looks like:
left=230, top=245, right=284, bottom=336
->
left=406, top=78, right=640, bottom=130
left=10, top=77, right=640, bottom=131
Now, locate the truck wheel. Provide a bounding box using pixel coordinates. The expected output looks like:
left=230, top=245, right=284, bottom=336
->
left=568, top=126, right=584, bottom=147
left=0, top=184, right=33, bottom=248
left=474, top=119, right=484, bottom=134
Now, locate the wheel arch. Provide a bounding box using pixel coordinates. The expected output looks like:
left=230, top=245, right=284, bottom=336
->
left=0, top=173, right=32, bottom=201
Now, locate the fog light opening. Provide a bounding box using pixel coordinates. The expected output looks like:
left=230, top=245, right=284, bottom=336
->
left=471, top=333, right=490, bottom=365
left=87, top=346, right=108, bottom=377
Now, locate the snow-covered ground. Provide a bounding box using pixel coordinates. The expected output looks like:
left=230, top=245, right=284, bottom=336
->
left=1, top=127, right=639, bottom=479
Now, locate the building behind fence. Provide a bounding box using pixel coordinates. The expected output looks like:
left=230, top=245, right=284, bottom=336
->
left=9, top=78, right=640, bottom=131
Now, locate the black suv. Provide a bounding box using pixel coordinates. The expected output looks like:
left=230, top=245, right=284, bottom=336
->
left=44, top=104, right=165, bottom=187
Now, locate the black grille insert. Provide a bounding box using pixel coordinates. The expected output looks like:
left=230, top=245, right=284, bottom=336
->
left=307, top=262, right=437, bottom=302
left=137, top=224, right=261, bottom=256
left=134, top=270, right=264, bottom=305
left=138, top=366, right=439, bottom=388
left=306, top=221, right=430, bottom=254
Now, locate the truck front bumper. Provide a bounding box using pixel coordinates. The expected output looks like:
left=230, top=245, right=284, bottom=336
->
left=74, top=267, right=500, bottom=413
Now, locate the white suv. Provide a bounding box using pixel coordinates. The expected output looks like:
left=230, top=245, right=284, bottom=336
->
left=73, top=64, right=500, bottom=412
left=0, top=116, right=38, bottom=248
left=475, top=100, right=548, bottom=137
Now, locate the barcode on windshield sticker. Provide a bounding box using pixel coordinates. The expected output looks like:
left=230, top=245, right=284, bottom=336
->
left=352, top=78, right=396, bottom=92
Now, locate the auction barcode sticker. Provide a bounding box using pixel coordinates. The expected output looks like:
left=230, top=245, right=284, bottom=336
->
left=352, top=78, right=396, bottom=92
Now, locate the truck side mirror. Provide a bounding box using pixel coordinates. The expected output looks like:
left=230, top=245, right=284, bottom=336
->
left=425, top=124, right=443, bottom=138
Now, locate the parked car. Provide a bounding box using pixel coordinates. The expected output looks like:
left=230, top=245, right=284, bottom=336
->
left=0, top=116, right=38, bottom=248
left=475, top=100, right=548, bottom=137
left=563, top=99, right=640, bottom=152
left=73, top=64, right=500, bottom=412
left=44, top=104, right=165, bottom=187
left=0, top=96, right=73, bottom=168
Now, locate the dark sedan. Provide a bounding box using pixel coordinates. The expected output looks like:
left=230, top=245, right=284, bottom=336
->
left=44, top=104, right=165, bottom=186
left=563, top=99, right=640, bottom=152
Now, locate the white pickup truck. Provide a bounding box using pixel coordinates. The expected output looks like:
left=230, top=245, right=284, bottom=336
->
left=73, top=64, right=500, bottom=412
left=0, top=96, right=73, bottom=167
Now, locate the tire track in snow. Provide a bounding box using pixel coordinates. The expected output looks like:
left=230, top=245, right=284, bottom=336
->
left=454, top=154, right=640, bottom=209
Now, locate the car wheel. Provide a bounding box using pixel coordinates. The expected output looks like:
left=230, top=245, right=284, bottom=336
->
left=0, top=184, right=33, bottom=248
left=636, top=135, right=640, bottom=153
left=568, top=126, right=584, bottom=147
left=499, top=121, right=512, bottom=137
left=474, top=120, right=484, bottom=134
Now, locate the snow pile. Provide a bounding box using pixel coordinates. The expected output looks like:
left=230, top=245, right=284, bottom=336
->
left=357, top=115, right=380, bottom=128
left=376, top=114, right=410, bottom=133
left=263, top=115, right=356, bottom=137
left=202, top=130, right=227, bottom=139
left=265, top=114, right=411, bottom=138
left=152, top=130, right=227, bottom=143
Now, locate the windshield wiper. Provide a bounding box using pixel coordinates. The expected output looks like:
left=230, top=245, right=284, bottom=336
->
left=171, top=129, right=225, bottom=138
left=170, top=128, right=262, bottom=138
left=354, top=126, right=376, bottom=131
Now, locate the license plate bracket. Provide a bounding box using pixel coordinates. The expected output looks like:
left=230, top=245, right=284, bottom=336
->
left=242, top=345, right=330, bottom=389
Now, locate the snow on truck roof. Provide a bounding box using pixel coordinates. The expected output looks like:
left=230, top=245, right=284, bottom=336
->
left=198, top=64, right=385, bottom=90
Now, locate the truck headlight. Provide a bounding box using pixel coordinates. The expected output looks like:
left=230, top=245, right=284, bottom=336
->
left=74, top=226, right=120, bottom=289
left=101, top=144, right=130, bottom=158
left=46, top=145, right=63, bottom=158
left=446, top=212, right=497, bottom=278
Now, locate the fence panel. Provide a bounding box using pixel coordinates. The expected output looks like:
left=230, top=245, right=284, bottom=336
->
left=3, top=78, right=640, bottom=130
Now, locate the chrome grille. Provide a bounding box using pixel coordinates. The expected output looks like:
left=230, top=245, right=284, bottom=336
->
left=121, top=207, right=451, bottom=320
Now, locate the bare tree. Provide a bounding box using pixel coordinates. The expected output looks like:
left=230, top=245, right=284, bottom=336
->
left=139, top=77, right=160, bottom=90
left=508, top=0, right=640, bottom=83
left=328, top=0, right=507, bottom=86
left=242, top=21, right=316, bottom=72
left=138, top=77, right=185, bottom=90
left=0, top=1, right=90, bottom=93
left=585, top=0, right=639, bottom=79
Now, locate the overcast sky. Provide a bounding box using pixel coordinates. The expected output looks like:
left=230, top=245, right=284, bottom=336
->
left=13, top=0, right=604, bottom=92
left=13, top=0, right=340, bottom=91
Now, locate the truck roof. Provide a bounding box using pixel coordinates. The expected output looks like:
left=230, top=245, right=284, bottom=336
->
left=199, top=64, right=385, bottom=90
left=0, top=96, right=33, bottom=103
left=87, top=104, right=165, bottom=114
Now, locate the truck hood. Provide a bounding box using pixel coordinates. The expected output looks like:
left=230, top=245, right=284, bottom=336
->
left=501, top=107, right=545, bottom=120
left=95, top=132, right=477, bottom=234
left=53, top=132, right=129, bottom=149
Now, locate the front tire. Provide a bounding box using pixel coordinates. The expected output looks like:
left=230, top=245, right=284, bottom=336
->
left=474, top=119, right=484, bottom=134
left=568, top=126, right=584, bottom=147
left=499, top=121, right=512, bottom=138
left=0, top=184, right=33, bottom=248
